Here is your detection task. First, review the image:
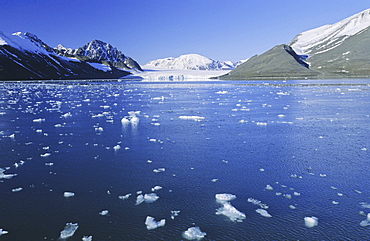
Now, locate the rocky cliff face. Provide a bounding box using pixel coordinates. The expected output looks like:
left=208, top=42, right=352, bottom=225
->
left=0, top=31, right=133, bottom=80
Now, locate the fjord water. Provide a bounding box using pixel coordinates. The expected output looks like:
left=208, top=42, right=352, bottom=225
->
left=0, top=79, right=369, bottom=240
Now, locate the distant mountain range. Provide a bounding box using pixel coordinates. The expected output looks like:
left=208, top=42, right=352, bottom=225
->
left=0, top=32, right=141, bottom=80
left=145, top=54, right=238, bottom=70
left=221, top=8, right=370, bottom=80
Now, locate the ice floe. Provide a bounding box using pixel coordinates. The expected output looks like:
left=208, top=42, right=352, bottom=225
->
left=59, top=222, right=78, bottom=239
left=171, top=210, right=180, bottom=219
left=256, top=209, right=272, bottom=218
left=64, top=192, right=75, bottom=198
left=304, top=216, right=318, bottom=228
left=178, top=116, right=205, bottom=121
left=12, top=187, right=23, bottom=192
left=360, top=213, right=370, bottom=227
left=136, top=193, right=159, bottom=205
left=145, top=216, right=165, bottom=230
left=151, top=186, right=162, bottom=192
left=215, top=193, right=236, bottom=204
left=265, top=184, right=273, bottom=191
left=247, top=198, right=269, bottom=209
left=0, top=229, right=8, bottom=236
left=216, top=202, right=246, bottom=222
left=0, top=168, right=17, bottom=179
left=182, top=226, right=206, bottom=240
left=118, top=193, right=131, bottom=200
left=99, top=210, right=109, bottom=216
left=153, top=168, right=166, bottom=173
left=82, top=236, right=92, bottom=241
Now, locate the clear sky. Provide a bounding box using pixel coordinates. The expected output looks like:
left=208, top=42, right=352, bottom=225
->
left=0, top=0, right=369, bottom=65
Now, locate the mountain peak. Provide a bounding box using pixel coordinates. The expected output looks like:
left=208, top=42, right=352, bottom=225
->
left=146, top=54, right=235, bottom=70
left=290, top=8, right=370, bottom=56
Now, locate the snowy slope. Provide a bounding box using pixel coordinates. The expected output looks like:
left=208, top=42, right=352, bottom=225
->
left=0, top=31, right=131, bottom=80
left=290, top=8, right=370, bottom=55
left=146, top=54, right=235, bottom=70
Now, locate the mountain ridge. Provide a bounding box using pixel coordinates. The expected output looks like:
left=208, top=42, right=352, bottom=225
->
left=221, top=8, right=370, bottom=80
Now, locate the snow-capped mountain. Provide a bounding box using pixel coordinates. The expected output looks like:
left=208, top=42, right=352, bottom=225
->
left=222, top=8, right=370, bottom=80
left=55, top=39, right=142, bottom=71
left=146, top=54, right=236, bottom=70
left=0, top=31, right=133, bottom=80
left=290, top=8, right=370, bottom=56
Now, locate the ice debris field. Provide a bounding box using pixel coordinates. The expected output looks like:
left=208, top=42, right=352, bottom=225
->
left=0, top=80, right=370, bottom=240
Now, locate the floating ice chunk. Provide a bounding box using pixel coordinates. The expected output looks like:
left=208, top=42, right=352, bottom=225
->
left=171, top=210, right=180, bottom=219
left=211, top=178, right=218, bottom=182
left=113, top=145, right=121, bottom=151
left=0, top=229, right=8, bottom=236
left=118, top=193, right=131, bottom=200
left=289, top=205, right=297, bottom=209
left=135, top=194, right=144, bottom=205
left=182, top=226, right=206, bottom=240
left=40, top=153, right=51, bottom=157
left=215, top=91, right=228, bottom=94
left=153, top=168, right=165, bottom=173
left=151, top=186, right=162, bottom=192
left=360, top=202, right=370, bottom=208
left=256, top=209, right=272, bottom=218
left=45, top=162, right=54, bottom=166
left=215, top=194, right=236, bottom=204
left=60, top=223, right=78, bottom=239
left=247, top=198, right=269, bottom=209
left=265, top=185, right=273, bottom=191
left=33, top=118, right=45, bottom=122
left=284, top=194, right=292, bottom=199
left=61, top=112, right=72, bottom=118
left=9, top=134, right=15, bottom=139
left=144, top=193, right=159, bottom=203
left=304, top=216, right=318, bottom=228
left=255, top=122, right=268, bottom=126
left=145, top=216, right=165, bottom=230
left=121, top=117, right=130, bottom=124
left=82, top=236, right=92, bottom=241
left=278, top=114, right=285, bottom=118
left=178, top=116, right=205, bottom=121
left=216, top=202, right=246, bottom=222
left=332, top=201, right=339, bottom=205
left=99, top=210, right=109, bottom=216
left=294, top=192, right=301, bottom=196
left=0, top=168, right=17, bottom=179
left=64, top=192, right=75, bottom=198
left=12, top=187, right=22, bottom=192
left=360, top=213, right=370, bottom=227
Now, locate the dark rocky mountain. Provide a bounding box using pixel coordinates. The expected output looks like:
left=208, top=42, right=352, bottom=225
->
left=0, top=31, right=141, bottom=81
left=221, top=9, right=370, bottom=80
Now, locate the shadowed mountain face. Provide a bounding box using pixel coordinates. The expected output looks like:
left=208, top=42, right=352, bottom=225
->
left=221, top=9, right=370, bottom=80
left=0, top=32, right=141, bottom=81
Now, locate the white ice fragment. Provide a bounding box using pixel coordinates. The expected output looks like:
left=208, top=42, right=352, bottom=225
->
left=144, top=193, right=159, bottom=203
left=360, top=213, right=370, bottom=226
left=182, top=226, right=206, bottom=240
left=9, top=134, right=15, bottom=139
left=178, top=116, right=205, bottom=121
left=113, top=145, right=121, bottom=151
left=45, top=162, right=54, bottom=166
left=12, top=187, right=22, bottom=192
left=259, top=168, right=265, bottom=172
left=99, top=210, right=109, bottom=216
left=215, top=91, right=228, bottom=94
left=332, top=201, right=339, bottom=205
left=211, top=178, right=218, bottom=182
left=278, top=114, right=285, bottom=118
left=64, top=192, right=75, bottom=198
left=265, top=185, right=273, bottom=191
left=171, top=210, right=180, bottom=219
left=360, top=202, right=370, bottom=208
left=118, top=193, right=131, bottom=200
left=60, top=223, right=78, bottom=239
left=0, top=168, right=17, bottom=179
left=215, top=193, right=236, bottom=204
left=153, top=168, right=165, bottom=173
left=256, top=122, right=268, bottom=126
left=33, top=118, right=45, bottom=122
left=145, top=216, right=165, bottom=230
left=61, top=112, right=72, bottom=118
left=216, top=202, right=246, bottom=222
left=256, top=208, right=272, bottom=217
left=40, top=153, right=51, bottom=157
left=247, top=198, right=269, bottom=209
left=304, top=216, right=318, bottom=228
left=289, top=205, right=297, bottom=209
left=151, top=186, right=162, bottom=192
left=121, top=117, right=130, bottom=124
left=284, top=194, right=292, bottom=199
left=82, top=236, right=92, bottom=241
left=0, top=229, right=8, bottom=236
left=135, top=194, right=144, bottom=205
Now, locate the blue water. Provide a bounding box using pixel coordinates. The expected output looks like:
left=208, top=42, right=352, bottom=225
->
left=0, top=79, right=369, bottom=240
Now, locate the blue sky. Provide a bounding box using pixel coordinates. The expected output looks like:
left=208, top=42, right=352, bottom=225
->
left=0, top=0, right=369, bottom=65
